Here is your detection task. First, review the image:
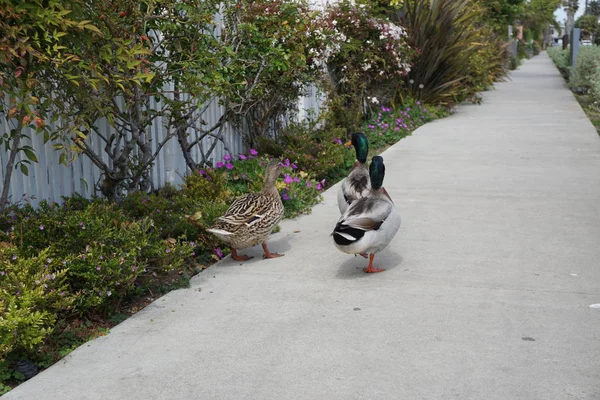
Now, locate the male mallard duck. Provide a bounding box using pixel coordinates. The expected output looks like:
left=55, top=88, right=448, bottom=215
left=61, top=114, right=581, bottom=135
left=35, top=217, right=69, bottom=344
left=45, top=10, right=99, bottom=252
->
left=332, top=156, right=401, bottom=273
left=207, top=159, right=285, bottom=261
left=337, top=132, right=371, bottom=214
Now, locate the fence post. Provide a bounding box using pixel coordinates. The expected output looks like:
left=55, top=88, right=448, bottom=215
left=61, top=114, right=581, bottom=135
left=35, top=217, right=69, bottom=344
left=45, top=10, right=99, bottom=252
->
left=570, top=28, right=581, bottom=67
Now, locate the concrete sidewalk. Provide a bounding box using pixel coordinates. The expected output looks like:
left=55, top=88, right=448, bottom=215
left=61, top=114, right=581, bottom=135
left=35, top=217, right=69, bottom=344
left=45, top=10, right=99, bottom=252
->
left=6, top=53, right=600, bottom=400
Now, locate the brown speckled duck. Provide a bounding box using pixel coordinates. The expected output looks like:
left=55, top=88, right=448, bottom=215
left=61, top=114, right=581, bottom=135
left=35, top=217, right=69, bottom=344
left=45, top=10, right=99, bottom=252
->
left=207, top=159, right=284, bottom=261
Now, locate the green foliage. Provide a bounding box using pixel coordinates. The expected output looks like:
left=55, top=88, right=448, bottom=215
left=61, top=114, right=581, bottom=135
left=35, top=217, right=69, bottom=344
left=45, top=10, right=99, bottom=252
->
left=478, top=0, right=526, bottom=32
left=587, top=0, right=600, bottom=17
left=3, top=200, right=194, bottom=315
left=575, top=14, right=600, bottom=38
left=0, top=244, right=74, bottom=358
left=521, top=0, right=561, bottom=42
left=465, top=34, right=511, bottom=92
left=321, top=0, right=415, bottom=131
left=394, top=0, right=485, bottom=105
left=257, top=119, right=347, bottom=179
left=547, top=46, right=571, bottom=78
left=569, top=46, right=600, bottom=93
left=588, top=64, right=600, bottom=103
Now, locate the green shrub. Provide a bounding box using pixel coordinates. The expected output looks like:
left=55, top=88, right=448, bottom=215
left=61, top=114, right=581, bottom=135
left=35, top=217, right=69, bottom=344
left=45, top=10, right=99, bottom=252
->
left=3, top=201, right=194, bottom=315
left=320, top=0, right=415, bottom=131
left=517, top=40, right=530, bottom=60
left=588, top=66, right=600, bottom=103
left=0, top=244, right=74, bottom=359
left=393, top=0, right=483, bottom=105
left=569, top=45, right=600, bottom=93
left=257, top=120, right=347, bottom=180
left=465, top=34, right=510, bottom=92
left=547, top=46, right=570, bottom=78
left=121, top=186, right=201, bottom=240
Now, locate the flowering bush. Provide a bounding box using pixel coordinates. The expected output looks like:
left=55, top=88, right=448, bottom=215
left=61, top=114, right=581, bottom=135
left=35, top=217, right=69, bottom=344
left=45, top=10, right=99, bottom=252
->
left=257, top=119, right=348, bottom=179
left=225, top=0, right=339, bottom=144
left=192, top=149, right=326, bottom=219
left=364, top=99, right=449, bottom=149
left=319, top=0, right=415, bottom=131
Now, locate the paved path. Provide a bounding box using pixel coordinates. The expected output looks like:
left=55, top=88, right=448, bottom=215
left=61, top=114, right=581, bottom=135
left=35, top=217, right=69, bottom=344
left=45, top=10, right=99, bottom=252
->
left=6, top=53, right=600, bottom=400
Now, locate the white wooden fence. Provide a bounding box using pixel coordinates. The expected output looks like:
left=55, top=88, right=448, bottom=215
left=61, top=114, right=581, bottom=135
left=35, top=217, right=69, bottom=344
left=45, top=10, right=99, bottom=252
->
left=0, top=86, right=326, bottom=207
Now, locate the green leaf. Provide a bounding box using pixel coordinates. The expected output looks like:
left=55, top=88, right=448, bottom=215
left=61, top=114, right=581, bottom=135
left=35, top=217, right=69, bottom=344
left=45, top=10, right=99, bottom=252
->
left=20, top=164, right=29, bottom=176
left=83, top=24, right=102, bottom=35
left=23, top=148, right=38, bottom=162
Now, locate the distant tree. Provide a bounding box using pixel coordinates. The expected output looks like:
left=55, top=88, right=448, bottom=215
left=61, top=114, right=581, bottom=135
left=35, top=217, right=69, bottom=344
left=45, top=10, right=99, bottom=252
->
left=587, top=0, right=600, bottom=16
left=575, top=14, right=600, bottom=39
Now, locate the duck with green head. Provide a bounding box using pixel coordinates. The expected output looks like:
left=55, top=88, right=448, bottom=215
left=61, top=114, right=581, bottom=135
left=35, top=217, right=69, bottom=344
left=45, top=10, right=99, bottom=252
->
left=337, top=132, right=371, bottom=214
left=207, top=159, right=285, bottom=262
left=332, top=156, right=401, bottom=273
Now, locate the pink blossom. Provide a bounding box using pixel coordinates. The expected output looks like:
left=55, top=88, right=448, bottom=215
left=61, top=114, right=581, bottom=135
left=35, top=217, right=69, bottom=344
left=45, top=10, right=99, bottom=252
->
left=223, top=154, right=232, bottom=161
left=216, top=161, right=224, bottom=168
left=225, top=163, right=234, bottom=170
left=238, top=154, right=247, bottom=160
left=249, top=148, right=258, bottom=156
left=215, top=248, right=223, bottom=259
left=284, top=174, right=292, bottom=184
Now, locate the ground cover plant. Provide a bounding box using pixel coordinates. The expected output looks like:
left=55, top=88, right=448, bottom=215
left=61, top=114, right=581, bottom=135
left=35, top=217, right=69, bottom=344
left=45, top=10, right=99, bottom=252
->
left=548, top=45, right=600, bottom=136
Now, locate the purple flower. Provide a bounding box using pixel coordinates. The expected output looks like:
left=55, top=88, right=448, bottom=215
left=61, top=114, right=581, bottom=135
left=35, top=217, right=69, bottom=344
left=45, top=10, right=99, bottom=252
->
left=283, top=174, right=292, bottom=184
left=166, top=248, right=171, bottom=253
left=39, top=225, right=44, bottom=230
left=249, top=148, right=258, bottom=156
left=416, top=101, right=421, bottom=105
left=132, top=265, right=137, bottom=272
left=215, top=248, right=223, bottom=259
left=293, top=177, right=301, bottom=183
left=241, top=173, right=247, bottom=180
left=198, top=169, right=207, bottom=175
left=291, top=163, right=297, bottom=170
left=107, top=290, right=112, bottom=297
left=96, top=266, right=101, bottom=271
left=282, top=191, right=291, bottom=201
left=225, top=163, right=234, bottom=170
left=0, top=271, right=5, bottom=276
left=406, top=107, right=411, bottom=111
left=216, top=161, right=224, bottom=169
left=316, top=183, right=322, bottom=191
left=306, top=181, right=312, bottom=188
left=238, top=154, right=247, bottom=160
left=223, top=154, right=232, bottom=161
left=368, top=125, right=375, bottom=130
left=333, top=138, right=343, bottom=145
left=11, top=255, right=16, bottom=260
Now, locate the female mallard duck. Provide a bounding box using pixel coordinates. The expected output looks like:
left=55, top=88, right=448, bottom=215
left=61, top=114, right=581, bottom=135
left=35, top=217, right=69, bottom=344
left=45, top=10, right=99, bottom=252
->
left=332, top=156, right=401, bottom=273
left=337, top=132, right=370, bottom=214
left=207, top=159, right=285, bottom=261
